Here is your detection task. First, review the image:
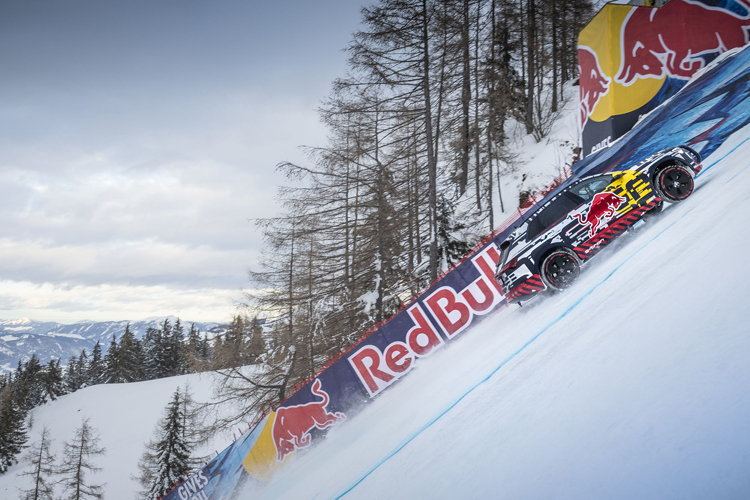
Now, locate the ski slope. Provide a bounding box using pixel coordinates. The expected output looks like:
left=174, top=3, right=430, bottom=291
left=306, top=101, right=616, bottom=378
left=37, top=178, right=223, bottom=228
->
left=248, top=129, right=750, bottom=499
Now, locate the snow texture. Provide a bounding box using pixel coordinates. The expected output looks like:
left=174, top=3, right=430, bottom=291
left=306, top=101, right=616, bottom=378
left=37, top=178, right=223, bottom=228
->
left=247, top=127, right=750, bottom=499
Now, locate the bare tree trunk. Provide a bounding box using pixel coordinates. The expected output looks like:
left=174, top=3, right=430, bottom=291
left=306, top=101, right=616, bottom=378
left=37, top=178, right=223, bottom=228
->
left=459, top=0, right=471, bottom=196
left=423, top=0, right=439, bottom=284
left=474, top=0, right=482, bottom=212
left=552, top=0, right=558, bottom=113
left=525, top=0, right=535, bottom=135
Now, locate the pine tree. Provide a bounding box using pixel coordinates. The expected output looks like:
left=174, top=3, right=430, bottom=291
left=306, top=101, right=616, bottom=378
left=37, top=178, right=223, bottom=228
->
left=247, top=317, right=266, bottom=363
left=0, top=385, right=28, bottom=473
left=88, top=341, right=104, bottom=386
left=117, top=324, right=141, bottom=383
left=58, top=419, right=105, bottom=500
left=136, top=389, right=192, bottom=499
left=76, top=350, right=90, bottom=388
left=18, top=426, right=56, bottom=500
left=17, top=355, right=45, bottom=411
left=64, top=356, right=81, bottom=393
left=39, top=360, right=65, bottom=404
left=169, top=319, right=186, bottom=376
left=102, top=335, right=120, bottom=384
left=141, top=327, right=161, bottom=380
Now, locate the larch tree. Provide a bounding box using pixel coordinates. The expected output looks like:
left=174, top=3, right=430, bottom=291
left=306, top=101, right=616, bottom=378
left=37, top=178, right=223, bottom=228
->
left=58, top=419, right=105, bottom=500
left=18, top=427, right=56, bottom=500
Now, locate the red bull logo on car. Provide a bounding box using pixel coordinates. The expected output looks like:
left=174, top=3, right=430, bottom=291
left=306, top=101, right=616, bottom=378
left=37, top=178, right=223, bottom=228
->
left=578, top=0, right=750, bottom=155
left=575, top=192, right=627, bottom=237
left=272, top=379, right=346, bottom=461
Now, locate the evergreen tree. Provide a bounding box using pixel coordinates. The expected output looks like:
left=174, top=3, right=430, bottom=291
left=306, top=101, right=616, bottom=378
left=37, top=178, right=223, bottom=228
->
left=58, top=419, right=105, bottom=500
left=247, top=317, right=266, bottom=363
left=17, top=355, right=45, bottom=412
left=88, top=341, right=104, bottom=386
left=141, top=327, right=161, bottom=380
left=18, top=426, right=56, bottom=500
left=169, top=319, right=185, bottom=376
left=64, top=355, right=82, bottom=393
left=186, top=323, right=201, bottom=356
left=136, top=389, right=192, bottom=499
left=39, top=360, right=65, bottom=404
left=0, top=385, right=28, bottom=473
left=76, top=350, right=90, bottom=388
left=117, top=324, right=141, bottom=383
left=102, top=335, right=120, bottom=384
left=198, top=334, right=210, bottom=361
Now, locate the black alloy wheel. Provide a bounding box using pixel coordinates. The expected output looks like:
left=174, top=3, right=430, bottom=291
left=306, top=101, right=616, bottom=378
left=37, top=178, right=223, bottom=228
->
left=656, top=164, right=694, bottom=202
left=541, top=249, right=581, bottom=291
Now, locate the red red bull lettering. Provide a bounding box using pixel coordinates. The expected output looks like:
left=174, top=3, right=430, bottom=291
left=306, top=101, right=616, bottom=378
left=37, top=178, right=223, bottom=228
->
left=272, top=379, right=346, bottom=461
left=348, top=245, right=505, bottom=397
left=574, top=191, right=627, bottom=237
left=616, top=0, right=750, bottom=85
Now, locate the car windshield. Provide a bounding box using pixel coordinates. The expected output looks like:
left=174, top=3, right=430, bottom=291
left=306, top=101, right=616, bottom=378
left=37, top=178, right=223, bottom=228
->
left=569, top=175, right=613, bottom=201
left=526, top=193, right=581, bottom=240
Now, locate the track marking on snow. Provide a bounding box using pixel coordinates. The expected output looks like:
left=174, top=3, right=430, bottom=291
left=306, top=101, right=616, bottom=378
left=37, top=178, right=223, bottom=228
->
left=696, top=137, right=749, bottom=178
left=333, top=203, right=712, bottom=499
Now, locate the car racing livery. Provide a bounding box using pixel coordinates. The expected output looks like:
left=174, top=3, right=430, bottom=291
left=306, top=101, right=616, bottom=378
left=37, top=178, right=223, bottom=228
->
left=495, top=146, right=701, bottom=303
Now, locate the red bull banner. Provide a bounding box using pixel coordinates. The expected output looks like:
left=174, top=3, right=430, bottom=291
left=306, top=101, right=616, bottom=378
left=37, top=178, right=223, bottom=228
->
left=579, top=0, right=750, bottom=157
left=159, top=237, right=515, bottom=499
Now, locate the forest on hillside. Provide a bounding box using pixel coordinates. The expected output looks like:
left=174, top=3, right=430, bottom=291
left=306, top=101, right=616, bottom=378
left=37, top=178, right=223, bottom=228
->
left=245, top=0, right=595, bottom=412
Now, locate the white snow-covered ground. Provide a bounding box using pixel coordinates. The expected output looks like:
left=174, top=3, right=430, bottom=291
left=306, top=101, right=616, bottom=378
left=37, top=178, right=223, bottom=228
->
left=0, top=371, right=233, bottom=499
left=3, top=108, right=750, bottom=500
left=245, top=127, right=750, bottom=499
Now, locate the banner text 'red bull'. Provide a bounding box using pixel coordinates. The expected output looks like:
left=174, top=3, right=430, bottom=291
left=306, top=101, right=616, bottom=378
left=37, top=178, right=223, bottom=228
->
left=578, top=0, right=750, bottom=156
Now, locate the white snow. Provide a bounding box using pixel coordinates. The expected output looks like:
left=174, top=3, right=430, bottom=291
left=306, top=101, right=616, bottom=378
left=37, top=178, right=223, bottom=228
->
left=245, top=125, right=750, bottom=499
left=2, top=92, right=750, bottom=500
left=0, top=372, right=235, bottom=499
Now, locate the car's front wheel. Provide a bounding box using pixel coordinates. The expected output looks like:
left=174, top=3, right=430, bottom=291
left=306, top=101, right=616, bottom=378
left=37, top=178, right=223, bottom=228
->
left=540, top=248, right=581, bottom=291
left=654, top=163, right=694, bottom=202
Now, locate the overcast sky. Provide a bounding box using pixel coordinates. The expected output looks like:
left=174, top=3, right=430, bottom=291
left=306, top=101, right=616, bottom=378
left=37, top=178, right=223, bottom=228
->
left=0, top=0, right=366, bottom=324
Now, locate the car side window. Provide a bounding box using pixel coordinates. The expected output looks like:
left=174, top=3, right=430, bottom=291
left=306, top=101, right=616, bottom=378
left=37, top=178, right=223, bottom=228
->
left=526, top=193, right=581, bottom=240
left=570, top=175, right=613, bottom=202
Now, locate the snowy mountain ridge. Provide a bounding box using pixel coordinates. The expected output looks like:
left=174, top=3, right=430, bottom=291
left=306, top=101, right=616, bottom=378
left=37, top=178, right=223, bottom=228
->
left=0, top=317, right=225, bottom=374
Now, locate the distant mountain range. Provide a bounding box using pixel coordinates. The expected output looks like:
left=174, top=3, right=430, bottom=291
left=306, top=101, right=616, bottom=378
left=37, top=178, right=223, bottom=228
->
left=0, top=317, right=225, bottom=374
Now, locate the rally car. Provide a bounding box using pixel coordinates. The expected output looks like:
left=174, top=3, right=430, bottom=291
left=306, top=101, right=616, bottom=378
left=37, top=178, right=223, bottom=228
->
left=495, top=145, right=701, bottom=304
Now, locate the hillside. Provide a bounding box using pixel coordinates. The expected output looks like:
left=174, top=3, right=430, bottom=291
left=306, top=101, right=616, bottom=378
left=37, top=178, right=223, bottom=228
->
left=0, top=370, right=227, bottom=498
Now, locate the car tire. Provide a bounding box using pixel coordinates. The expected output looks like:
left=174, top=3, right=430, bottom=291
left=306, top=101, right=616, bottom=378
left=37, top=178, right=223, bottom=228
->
left=540, top=248, right=581, bottom=292
left=653, top=163, right=694, bottom=202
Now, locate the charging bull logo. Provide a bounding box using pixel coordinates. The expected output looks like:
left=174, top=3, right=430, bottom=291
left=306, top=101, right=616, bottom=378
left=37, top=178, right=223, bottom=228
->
left=272, top=379, right=345, bottom=461
left=579, top=46, right=611, bottom=126
left=575, top=192, right=627, bottom=236
left=616, top=0, right=750, bottom=85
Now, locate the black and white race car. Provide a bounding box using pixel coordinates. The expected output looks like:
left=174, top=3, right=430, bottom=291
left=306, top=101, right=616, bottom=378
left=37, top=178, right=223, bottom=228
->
left=495, top=146, right=701, bottom=304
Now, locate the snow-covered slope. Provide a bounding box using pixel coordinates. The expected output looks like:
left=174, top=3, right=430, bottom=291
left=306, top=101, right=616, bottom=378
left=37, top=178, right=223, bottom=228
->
left=243, top=130, right=750, bottom=498
left=0, top=317, right=223, bottom=373
left=3, top=126, right=747, bottom=499
left=0, top=371, right=231, bottom=499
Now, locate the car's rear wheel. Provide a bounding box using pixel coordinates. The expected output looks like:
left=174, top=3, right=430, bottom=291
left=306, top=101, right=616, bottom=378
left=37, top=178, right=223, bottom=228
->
left=654, top=163, right=694, bottom=202
left=540, top=248, right=581, bottom=291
